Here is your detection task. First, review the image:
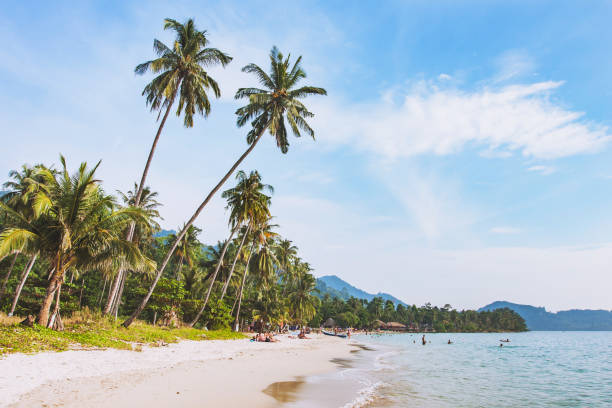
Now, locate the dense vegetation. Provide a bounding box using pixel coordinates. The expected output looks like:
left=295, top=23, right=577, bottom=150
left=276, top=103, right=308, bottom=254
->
left=316, top=296, right=527, bottom=332
left=0, top=17, right=526, bottom=339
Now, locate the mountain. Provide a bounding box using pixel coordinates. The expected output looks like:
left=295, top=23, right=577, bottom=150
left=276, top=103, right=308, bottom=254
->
left=316, top=275, right=407, bottom=306
left=479, top=301, right=612, bottom=331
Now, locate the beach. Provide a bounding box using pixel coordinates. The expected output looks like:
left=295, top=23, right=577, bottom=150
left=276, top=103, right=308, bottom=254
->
left=1, top=334, right=354, bottom=408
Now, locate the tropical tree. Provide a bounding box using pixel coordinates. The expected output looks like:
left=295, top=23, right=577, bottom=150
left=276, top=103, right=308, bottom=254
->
left=106, top=17, right=231, bottom=319
left=124, top=46, right=326, bottom=327
left=287, top=270, right=319, bottom=327
left=104, top=184, right=162, bottom=316
left=0, top=157, right=155, bottom=326
left=188, top=170, right=272, bottom=326
left=219, top=170, right=272, bottom=300
left=275, top=239, right=298, bottom=293
left=170, top=225, right=202, bottom=279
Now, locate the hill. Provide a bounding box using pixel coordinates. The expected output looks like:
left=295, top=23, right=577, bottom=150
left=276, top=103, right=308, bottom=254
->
left=316, top=275, right=407, bottom=306
left=479, top=301, right=612, bottom=331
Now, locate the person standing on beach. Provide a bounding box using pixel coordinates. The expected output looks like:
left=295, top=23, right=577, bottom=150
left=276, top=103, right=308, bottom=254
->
left=422, top=335, right=426, bottom=345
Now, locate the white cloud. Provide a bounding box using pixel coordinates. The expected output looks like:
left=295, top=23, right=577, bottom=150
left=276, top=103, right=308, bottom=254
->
left=490, top=226, right=521, bottom=235
left=527, top=165, right=557, bottom=175
left=493, top=49, right=536, bottom=82
left=314, top=81, right=611, bottom=160
left=438, top=73, right=452, bottom=81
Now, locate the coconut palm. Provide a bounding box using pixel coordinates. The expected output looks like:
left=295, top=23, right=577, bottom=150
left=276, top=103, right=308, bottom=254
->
left=233, top=219, right=278, bottom=331
left=106, top=18, right=230, bottom=319
left=219, top=171, right=272, bottom=300
left=169, top=224, right=202, bottom=279
left=188, top=171, right=272, bottom=326
left=0, top=164, right=45, bottom=302
left=0, top=157, right=156, bottom=326
left=132, top=17, right=231, bottom=206
left=104, top=184, right=162, bottom=316
left=287, top=269, right=319, bottom=327
left=275, top=239, right=298, bottom=294
left=124, top=46, right=325, bottom=328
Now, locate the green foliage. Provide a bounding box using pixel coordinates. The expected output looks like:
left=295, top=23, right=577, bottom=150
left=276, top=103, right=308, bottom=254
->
left=200, top=299, right=233, bottom=330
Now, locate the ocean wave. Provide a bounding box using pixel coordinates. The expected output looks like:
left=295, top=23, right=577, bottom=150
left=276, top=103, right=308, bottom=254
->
left=341, top=381, right=386, bottom=408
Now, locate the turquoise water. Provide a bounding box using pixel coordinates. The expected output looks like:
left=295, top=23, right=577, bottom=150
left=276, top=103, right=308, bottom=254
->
left=287, top=332, right=612, bottom=407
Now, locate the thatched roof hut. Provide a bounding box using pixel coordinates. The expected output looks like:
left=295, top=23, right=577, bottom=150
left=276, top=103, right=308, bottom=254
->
left=323, top=318, right=336, bottom=328
left=384, top=321, right=407, bottom=331
left=372, top=319, right=386, bottom=328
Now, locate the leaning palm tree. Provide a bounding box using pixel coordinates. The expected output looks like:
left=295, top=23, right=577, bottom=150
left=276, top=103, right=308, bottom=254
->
left=188, top=170, right=272, bottom=326
left=106, top=18, right=231, bottom=317
left=0, top=156, right=156, bottom=326
left=124, top=46, right=326, bottom=327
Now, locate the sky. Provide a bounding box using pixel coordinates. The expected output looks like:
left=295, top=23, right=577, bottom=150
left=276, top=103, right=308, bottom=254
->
left=1, top=0, right=612, bottom=311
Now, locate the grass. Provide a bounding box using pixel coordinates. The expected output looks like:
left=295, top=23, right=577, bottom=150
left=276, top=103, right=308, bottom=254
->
left=0, top=309, right=246, bottom=355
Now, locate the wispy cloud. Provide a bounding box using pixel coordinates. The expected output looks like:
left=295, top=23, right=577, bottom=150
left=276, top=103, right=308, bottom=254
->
left=527, top=165, right=557, bottom=175
left=314, top=81, right=610, bottom=160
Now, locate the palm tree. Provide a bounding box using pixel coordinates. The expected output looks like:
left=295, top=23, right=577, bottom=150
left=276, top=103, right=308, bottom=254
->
left=0, top=156, right=155, bottom=326
left=234, top=219, right=278, bottom=331
left=104, top=184, right=162, bottom=316
left=170, top=224, right=202, bottom=279
left=287, top=269, right=319, bottom=327
left=124, top=46, right=326, bottom=328
left=0, top=164, right=44, bottom=302
left=219, top=171, right=272, bottom=300
left=275, top=239, right=298, bottom=294
left=106, top=18, right=231, bottom=319
left=188, top=171, right=272, bottom=326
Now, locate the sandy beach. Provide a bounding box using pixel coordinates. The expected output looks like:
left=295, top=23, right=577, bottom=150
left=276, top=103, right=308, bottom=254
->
left=0, top=334, right=354, bottom=408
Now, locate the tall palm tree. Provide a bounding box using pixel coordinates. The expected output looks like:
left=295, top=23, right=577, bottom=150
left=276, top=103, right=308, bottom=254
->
left=0, top=156, right=155, bottom=326
left=233, top=219, right=278, bottom=331
left=188, top=171, right=272, bottom=326
left=124, top=46, right=326, bottom=328
left=219, top=170, right=272, bottom=300
left=104, top=184, right=162, bottom=315
left=107, top=18, right=231, bottom=317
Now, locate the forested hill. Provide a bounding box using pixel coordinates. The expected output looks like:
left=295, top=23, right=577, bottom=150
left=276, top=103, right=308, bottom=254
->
left=316, top=275, right=407, bottom=306
left=479, top=301, right=612, bottom=331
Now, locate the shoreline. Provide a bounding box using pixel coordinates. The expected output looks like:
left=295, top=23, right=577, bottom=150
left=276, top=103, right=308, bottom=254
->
left=1, top=334, right=355, bottom=408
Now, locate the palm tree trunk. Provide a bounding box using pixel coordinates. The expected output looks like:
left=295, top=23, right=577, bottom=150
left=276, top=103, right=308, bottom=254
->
left=220, top=222, right=251, bottom=301
left=234, top=242, right=255, bottom=332
left=0, top=252, right=19, bottom=302
left=122, top=125, right=268, bottom=328
left=8, top=253, right=37, bottom=316
left=105, top=94, right=178, bottom=315
left=38, top=267, right=62, bottom=326
left=188, top=227, right=237, bottom=327
left=97, top=276, right=108, bottom=307
left=175, top=253, right=185, bottom=280
left=47, top=283, right=62, bottom=329
left=112, top=272, right=126, bottom=318
left=103, top=270, right=122, bottom=315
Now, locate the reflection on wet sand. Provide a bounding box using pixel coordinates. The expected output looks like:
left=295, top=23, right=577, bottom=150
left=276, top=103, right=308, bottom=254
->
left=262, top=378, right=305, bottom=403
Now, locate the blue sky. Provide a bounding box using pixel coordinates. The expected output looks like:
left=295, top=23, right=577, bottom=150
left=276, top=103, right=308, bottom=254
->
left=2, top=1, right=612, bottom=311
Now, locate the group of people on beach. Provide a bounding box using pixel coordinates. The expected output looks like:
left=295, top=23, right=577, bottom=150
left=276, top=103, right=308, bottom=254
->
left=252, top=333, right=279, bottom=342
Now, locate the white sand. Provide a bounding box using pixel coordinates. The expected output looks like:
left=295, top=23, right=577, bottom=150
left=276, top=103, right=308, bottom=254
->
left=0, top=334, right=354, bottom=407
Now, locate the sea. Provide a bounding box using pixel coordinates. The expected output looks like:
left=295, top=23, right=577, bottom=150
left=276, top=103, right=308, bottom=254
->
left=274, top=332, right=612, bottom=407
